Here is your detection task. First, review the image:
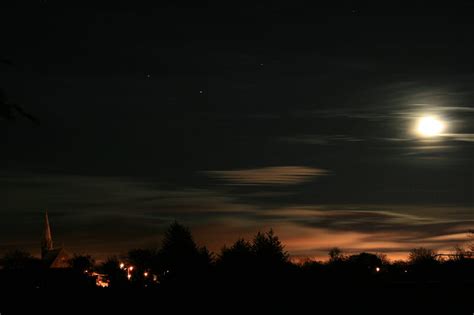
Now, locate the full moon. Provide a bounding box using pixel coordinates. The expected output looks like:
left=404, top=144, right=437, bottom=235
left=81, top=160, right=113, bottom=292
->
left=416, top=116, right=445, bottom=137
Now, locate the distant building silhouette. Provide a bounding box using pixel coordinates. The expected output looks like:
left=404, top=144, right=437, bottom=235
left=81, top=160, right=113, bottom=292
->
left=41, top=212, right=70, bottom=268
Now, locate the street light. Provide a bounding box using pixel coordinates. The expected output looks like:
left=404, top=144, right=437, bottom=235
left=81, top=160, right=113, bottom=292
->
left=126, top=265, right=134, bottom=281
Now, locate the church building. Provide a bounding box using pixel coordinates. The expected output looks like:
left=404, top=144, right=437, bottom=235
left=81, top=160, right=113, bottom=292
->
left=41, top=212, right=70, bottom=268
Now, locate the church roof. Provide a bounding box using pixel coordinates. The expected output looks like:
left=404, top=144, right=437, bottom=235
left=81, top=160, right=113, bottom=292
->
left=43, top=248, right=70, bottom=268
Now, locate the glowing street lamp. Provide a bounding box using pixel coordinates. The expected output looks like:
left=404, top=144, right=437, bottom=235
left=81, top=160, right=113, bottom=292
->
left=119, top=263, right=125, bottom=269
left=125, top=265, right=135, bottom=281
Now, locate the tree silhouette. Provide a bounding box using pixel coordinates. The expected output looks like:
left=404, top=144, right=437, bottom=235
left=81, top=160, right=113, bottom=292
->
left=409, top=247, right=438, bottom=265
left=127, top=248, right=156, bottom=271
left=218, top=238, right=254, bottom=284
left=158, top=221, right=212, bottom=286
left=126, top=248, right=158, bottom=287
left=69, top=254, right=95, bottom=273
left=159, top=221, right=199, bottom=271
left=408, top=247, right=439, bottom=280
left=252, top=229, right=289, bottom=266
left=347, top=252, right=385, bottom=276
left=3, top=222, right=474, bottom=292
left=99, top=256, right=128, bottom=288
left=453, top=245, right=469, bottom=261
left=0, top=59, right=13, bottom=66
left=1, top=59, right=39, bottom=124
left=328, top=247, right=345, bottom=263
left=197, top=246, right=214, bottom=270
left=0, top=88, right=38, bottom=124
left=0, top=250, right=41, bottom=270
left=219, top=238, right=254, bottom=269
left=349, top=252, right=384, bottom=266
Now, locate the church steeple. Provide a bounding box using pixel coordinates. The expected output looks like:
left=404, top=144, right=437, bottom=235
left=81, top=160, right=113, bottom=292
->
left=41, top=211, right=53, bottom=259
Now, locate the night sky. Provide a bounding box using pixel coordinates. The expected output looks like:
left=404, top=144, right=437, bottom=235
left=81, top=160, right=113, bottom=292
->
left=2, top=2, right=474, bottom=260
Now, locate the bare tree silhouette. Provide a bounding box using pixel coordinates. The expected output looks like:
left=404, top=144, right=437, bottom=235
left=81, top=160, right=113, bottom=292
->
left=1, top=59, right=39, bottom=124
left=409, top=247, right=438, bottom=265
left=328, top=247, right=345, bottom=263
left=0, top=59, right=14, bottom=66
left=0, top=88, right=39, bottom=124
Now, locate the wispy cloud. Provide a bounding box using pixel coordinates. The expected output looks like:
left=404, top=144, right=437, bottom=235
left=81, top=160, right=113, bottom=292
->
left=205, top=166, right=330, bottom=186
left=279, top=134, right=364, bottom=145
left=0, top=172, right=255, bottom=216
left=1, top=172, right=472, bottom=261
left=0, top=172, right=259, bottom=256
left=293, top=108, right=392, bottom=121
left=442, top=133, right=474, bottom=142
left=253, top=205, right=474, bottom=260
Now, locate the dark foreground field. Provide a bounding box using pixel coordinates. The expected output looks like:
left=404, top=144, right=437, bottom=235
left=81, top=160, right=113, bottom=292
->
left=1, top=270, right=474, bottom=314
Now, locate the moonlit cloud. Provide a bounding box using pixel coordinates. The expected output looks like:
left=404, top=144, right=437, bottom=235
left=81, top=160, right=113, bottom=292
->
left=205, top=166, right=330, bottom=186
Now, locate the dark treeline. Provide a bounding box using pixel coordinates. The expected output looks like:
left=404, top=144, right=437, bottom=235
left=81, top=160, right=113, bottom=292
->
left=1, top=221, right=474, bottom=293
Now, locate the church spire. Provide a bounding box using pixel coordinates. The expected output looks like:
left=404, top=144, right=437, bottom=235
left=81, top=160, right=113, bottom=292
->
left=41, top=211, right=53, bottom=259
